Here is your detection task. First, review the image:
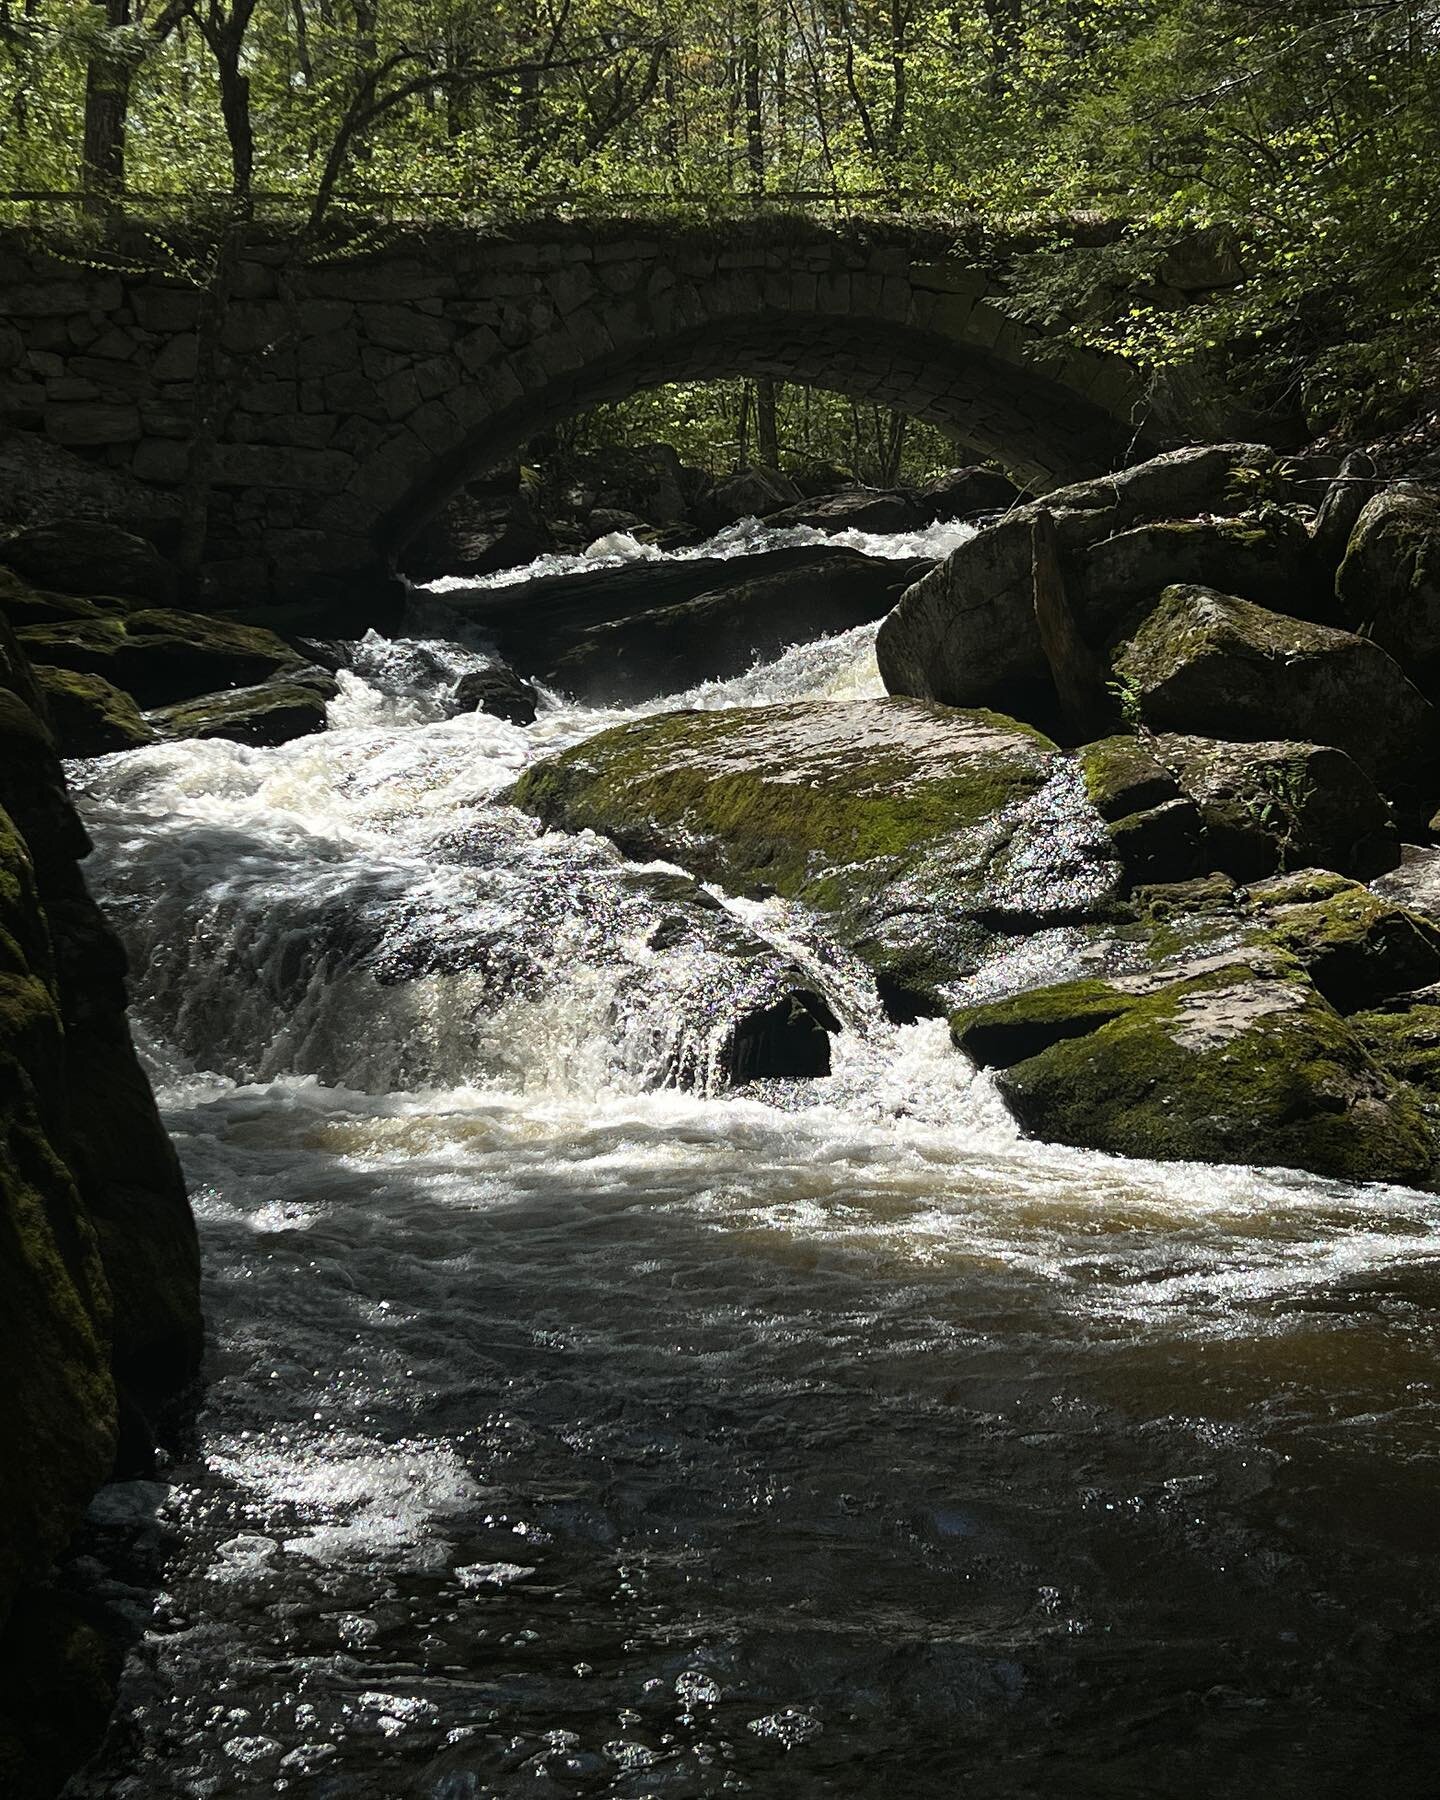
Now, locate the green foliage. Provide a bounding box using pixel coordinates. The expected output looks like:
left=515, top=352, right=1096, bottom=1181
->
left=0, top=0, right=1435, bottom=437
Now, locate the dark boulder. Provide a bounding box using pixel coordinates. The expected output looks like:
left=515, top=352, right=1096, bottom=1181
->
left=765, top=487, right=923, bottom=535
left=1334, top=483, right=1440, bottom=698
left=0, top=520, right=179, bottom=607
left=918, top=466, right=1022, bottom=520
left=1110, top=584, right=1436, bottom=793
left=452, top=665, right=540, bottom=726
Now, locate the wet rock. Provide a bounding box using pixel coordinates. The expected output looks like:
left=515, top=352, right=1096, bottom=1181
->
left=32, top=665, right=157, bottom=757
left=0, top=611, right=201, bottom=1789
left=725, top=989, right=839, bottom=1083
left=1334, top=484, right=1440, bottom=698
left=0, top=520, right=179, bottom=607
left=512, top=698, right=1123, bottom=1005
left=1111, top=585, right=1436, bottom=792
left=0, top=569, right=127, bottom=630
left=765, top=487, right=923, bottom=535
left=16, top=601, right=302, bottom=708
left=952, top=949, right=1435, bottom=1186
left=918, top=466, right=1022, bottom=520
left=452, top=665, right=540, bottom=726
left=152, top=678, right=330, bottom=747
left=453, top=546, right=917, bottom=706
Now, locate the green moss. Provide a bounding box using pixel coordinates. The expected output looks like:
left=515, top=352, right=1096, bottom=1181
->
left=32, top=666, right=155, bottom=758
left=1259, top=884, right=1440, bottom=1012
left=991, top=959, right=1436, bottom=1185
left=951, top=978, right=1138, bottom=1065
left=1354, top=1004, right=1440, bottom=1095
left=1076, top=734, right=1177, bottom=821
left=512, top=699, right=1057, bottom=907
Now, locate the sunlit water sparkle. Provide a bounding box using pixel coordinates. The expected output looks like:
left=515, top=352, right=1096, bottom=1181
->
left=59, top=523, right=1440, bottom=1799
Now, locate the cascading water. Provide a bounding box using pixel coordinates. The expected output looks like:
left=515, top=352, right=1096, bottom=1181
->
left=60, top=521, right=1440, bottom=1798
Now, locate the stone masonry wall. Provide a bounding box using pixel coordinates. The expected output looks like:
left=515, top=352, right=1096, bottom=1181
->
left=0, top=220, right=1143, bottom=603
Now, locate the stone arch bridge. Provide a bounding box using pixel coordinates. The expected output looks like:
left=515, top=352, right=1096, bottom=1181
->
left=0, top=218, right=1159, bottom=602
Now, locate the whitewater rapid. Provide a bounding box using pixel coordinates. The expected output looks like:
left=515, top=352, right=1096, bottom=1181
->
left=59, top=523, right=1440, bottom=1798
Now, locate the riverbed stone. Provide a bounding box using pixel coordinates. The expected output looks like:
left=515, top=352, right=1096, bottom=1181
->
left=451, top=665, right=539, bottom=726
left=16, top=604, right=302, bottom=708
left=1248, top=872, right=1440, bottom=1014
left=952, top=949, right=1436, bottom=1185
left=153, top=679, right=330, bottom=747
left=513, top=697, right=1124, bottom=1009
left=1110, top=585, right=1436, bottom=792
left=1335, top=484, right=1440, bottom=698
left=32, top=665, right=157, bottom=757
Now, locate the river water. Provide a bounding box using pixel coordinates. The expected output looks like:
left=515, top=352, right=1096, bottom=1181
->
left=61, top=523, right=1440, bottom=1798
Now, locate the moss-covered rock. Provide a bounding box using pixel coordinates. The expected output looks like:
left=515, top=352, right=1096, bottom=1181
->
left=0, top=569, right=128, bottom=630
left=31, top=666, right=156, bottom=758
left=1335, top=484, right=1440, bottom=698
left=1251, top=876, right=1440, bottom=1014
left=1077, top=731, right=1397, bottom=885
left=1353, top=1002, right=1440, bottom=1097
left=16, top=604, right=302, bottom=708
left=153, top=678, right=330, bottom=747
left=512, top=698, right=1123, bottom=1007
left=1111, top=584, right=1435, bottom=792
left=953, top=951, right=1436, bottom=1185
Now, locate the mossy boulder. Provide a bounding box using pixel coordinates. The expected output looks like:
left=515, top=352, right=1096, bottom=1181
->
left=1335, top=485, right=1440, bottom=697
left=1353, top=1002, right=1440, bottom=1098
left=1111, top=585, right=1435, bottom=793
left=31, top=666, right=156, bottom=758
left=513, top=697, right=1124, bottom=1006
left=1250, top=874, right=1440, bottom=1014
left=1077, top=732, right=1397, bottom=885
left=452, top=664, right=540, bottom=726
left=876, top=445, right=1303, bottom=719
left=0, top=520, right=178, bottom=607
left=953, top=950, right=1436, bottom=1185
left=16, top=604, right=302, bottom=708
left=153, top=678, right=330, bottom=747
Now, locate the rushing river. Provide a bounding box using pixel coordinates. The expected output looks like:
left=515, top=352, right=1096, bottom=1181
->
left=61, top=523, right=1440, bottom=1798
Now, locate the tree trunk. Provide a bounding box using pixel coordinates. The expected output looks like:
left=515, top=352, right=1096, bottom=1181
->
left=215, top=46, right=255, bottom=197
left=82, top=0, right=133, bottom=207
left=755, top=378, right=780, bottom=470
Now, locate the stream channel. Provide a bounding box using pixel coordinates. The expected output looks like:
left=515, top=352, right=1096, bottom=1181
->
left=59, top=519, right=1440, bottom=1798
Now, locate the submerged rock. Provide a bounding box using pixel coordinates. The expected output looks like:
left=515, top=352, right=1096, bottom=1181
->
left=1111, top=584, right=1435, bottom=792
left=952, top=948, right=1435, bottom=1186
left=451, top=545, right=917, bottom=706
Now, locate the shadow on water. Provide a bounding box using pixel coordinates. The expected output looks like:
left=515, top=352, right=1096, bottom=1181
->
left=63, top=1090, right=1440, bottom=1800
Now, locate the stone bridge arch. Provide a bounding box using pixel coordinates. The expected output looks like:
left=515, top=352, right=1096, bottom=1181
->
left=0, top=221, right=1148, bottom=602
